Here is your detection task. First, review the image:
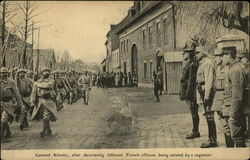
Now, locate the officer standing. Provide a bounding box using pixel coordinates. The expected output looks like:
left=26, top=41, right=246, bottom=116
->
left=179, top=47, right=200, bottom=139
left=152, top=71, right=160, bottom=102
left=157, top=67, right=163, bottom=95
left=222, top=46, right=247, bottom=147
left=78, top=71, right=91, bottom=105
left=196, top=46, right=217, bottom=148
left=211, top=49, right=233, bottom=147
left=30, top=68, right=58, bottom=138
left=16, top=68, right=34, bottom=130
left=0, top=67, right=22, bottom=138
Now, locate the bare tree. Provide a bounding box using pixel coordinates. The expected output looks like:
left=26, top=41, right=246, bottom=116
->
left=0, top=0, right=18, bottom=66
left=175, top=1, right=249, bottom=35
left=17, top=1, right=39, bottom=69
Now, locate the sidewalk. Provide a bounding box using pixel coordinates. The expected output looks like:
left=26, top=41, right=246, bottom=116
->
left=105, top=87, right=249, bottom=148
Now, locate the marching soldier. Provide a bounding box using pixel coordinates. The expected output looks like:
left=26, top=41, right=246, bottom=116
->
left=179, top=47, right=200, bottom=139
left=78, top=71, right=91, bottom=105
left=67, top=71, right=78, bottom=104
left=195, top=46, right=217, bottom=148
left=54, top=70, right=68, bottom=111
left=222, top=46, right=247, bottom=147
left=16, top=68, right=34, bottom=130
left=30, top=68, right=58, bottom=138
left=0, top=67, right=22, bottom=138
left=26, top=70, right=34, bottom=80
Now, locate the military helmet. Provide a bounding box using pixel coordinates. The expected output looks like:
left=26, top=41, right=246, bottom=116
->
left=41, top=68, right=51, bottom=73
left=27, top=70, right=34, bottom=74
left=0, top=67, right=9, bottom=73
left=17, top=68, right=27, bottom=74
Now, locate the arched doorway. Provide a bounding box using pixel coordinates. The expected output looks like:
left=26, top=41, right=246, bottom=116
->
left=131, top=44, right=138, bottom=74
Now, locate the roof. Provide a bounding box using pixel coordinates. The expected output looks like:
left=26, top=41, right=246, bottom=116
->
left=116, top=1, right=163, bottom=34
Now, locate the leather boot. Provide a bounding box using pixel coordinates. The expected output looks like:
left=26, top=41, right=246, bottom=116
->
left=235, top=140, right=246, bottom=147
left=1, top=122, right=7, bottom=138
left=224, top=134, right=234, bottom=148
left=5, top=124, right=11, bottom=138
left=200, top=138, right=218, bottom=148
left=45, top=121, right=52, bottom=136
left=185, top=132, right=200, bottom=139
left=40, top=120, right=47, bottom=138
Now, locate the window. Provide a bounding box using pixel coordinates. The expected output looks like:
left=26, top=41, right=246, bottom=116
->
left=144, top=62, right=147, bottom=78
left=124, top=40, right=126, bottom=54
left=164, top=18, right=170, bottom=44
left=149, top=26, right=153, bottom=48
left=120, top=41, right=122, bottom=53
left=142, top=29, right=146, bottom=50
left=121, top=41, right=123, bottom=53
left=124, top=61, right=127, bottom=73
left=156, top=22, right=161, bottom=46
left=126, top=39, right=129, bottom=53
left=150, top=62, right=153, bottom=79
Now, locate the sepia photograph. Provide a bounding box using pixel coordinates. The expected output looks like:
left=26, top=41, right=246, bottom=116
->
left=0, top=1, right=249, bottom=160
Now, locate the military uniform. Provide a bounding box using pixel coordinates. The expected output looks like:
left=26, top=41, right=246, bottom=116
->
left=78, top=72, right=91, bottom=105
left=0, top=67, right=22, bottom=138
left=30, top=68, right=57, bottom=138
left=54, top=70, right=69, bottom=111
left=16, top=69, right=34, bottom=130
left=179, top=48, right=200, bottom=139
left=196, top=47, right=217, bottom=148
left=67, top=72, right=78, bottom=104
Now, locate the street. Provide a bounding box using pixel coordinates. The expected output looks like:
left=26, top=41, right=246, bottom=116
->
left=3, top=86, right=246, bottom=149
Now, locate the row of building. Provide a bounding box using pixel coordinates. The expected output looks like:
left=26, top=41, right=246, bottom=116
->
left=0, top=24, right=56, bottom=72
left=101, top=1, right=248, bottom=94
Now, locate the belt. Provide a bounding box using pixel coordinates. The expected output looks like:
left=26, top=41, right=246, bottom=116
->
left=216, top=89, right=224, bottom=91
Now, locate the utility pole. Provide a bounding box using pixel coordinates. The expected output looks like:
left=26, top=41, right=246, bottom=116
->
left=35, top=27, right=40, bottom=73
left=30, top=21, right=34, bottom=70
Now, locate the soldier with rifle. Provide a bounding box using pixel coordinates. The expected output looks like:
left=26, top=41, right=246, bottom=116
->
left=30, top=68, right=58, bottom=138
left=16, top=68, right=34, bottom=130
left=67, top=71, right=78, bottom=104
left=195, top=46, right=217, bottom=148
left=54, top=70, right=68, bottom=111
left=0, top=67, right=22, bottom=139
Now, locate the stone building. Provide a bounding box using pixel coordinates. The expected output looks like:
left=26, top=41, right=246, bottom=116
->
left=114, top=1, right=248, bottom=93
left=116, top=1, right=175, bottom=89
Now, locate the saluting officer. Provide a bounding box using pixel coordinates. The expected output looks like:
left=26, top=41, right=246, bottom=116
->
left=30, top=68, right=58, bottom=138
left=0, top=67, right=22, bottom=138
left=16, top=68, right=34, bottom=130
left=195, top=46, right=217, bottom=148
left=179, top=47, right=200, bottom=139
left=222, top=46, right=247, bottom=147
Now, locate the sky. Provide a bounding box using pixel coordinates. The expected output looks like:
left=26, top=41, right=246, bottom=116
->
left=11, top=1, right=133, bottom=63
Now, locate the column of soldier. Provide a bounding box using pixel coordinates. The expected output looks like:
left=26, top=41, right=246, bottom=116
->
left=180, top=46, right=249, bottom=148
left=96, top=71, right=138, bottom=88
left=0, top=68, right=90, bottom=139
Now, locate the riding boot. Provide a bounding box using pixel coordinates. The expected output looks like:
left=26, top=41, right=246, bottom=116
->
left=45, top=120, right=52, bottom=136
left=235, top=140, right=246, bottom=147
left=224, top=134, right=234, bottom=148
left=1, top=122, right=7, bottom=138
left=5, top=123, right=11, bottom=138
left=40, top=120, right=47, bottom=138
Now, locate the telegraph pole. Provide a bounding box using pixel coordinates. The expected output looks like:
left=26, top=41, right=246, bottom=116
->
left=35, top=27, right=40, bottom=73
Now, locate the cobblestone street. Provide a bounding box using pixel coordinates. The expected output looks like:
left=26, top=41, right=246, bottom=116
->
left=1, top=87, right=249, bottom=149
